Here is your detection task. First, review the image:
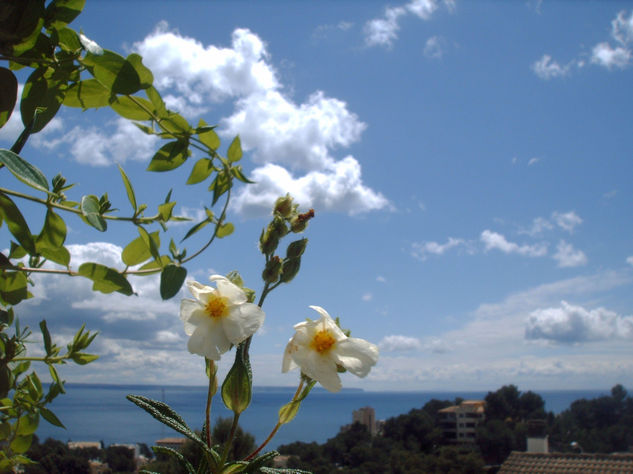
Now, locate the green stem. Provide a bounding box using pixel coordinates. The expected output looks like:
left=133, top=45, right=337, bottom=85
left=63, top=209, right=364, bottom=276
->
left=244, top=380, right=305, bottom=461
left=205, top=361, right=216, bottom=450
left=220, top=412, right=241, bottom=466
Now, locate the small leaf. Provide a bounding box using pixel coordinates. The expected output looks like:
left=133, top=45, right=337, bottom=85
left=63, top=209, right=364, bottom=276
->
left=138, top=226, right=161, bottom=262
left=160, top=264, right=187, bottom=300
left=111, top=95, right=153, bottom=121
left=0, top=272, right=29, bottom=306
left=39, top=320, right=52, bottom=355
left=197, top=119, right=220, bottom=150
left=78, top=262, right=133, bottom=295
left=63, top=79, right=110, bottom=108
left=16, top=414, right=39, bottom=436
left=182, top=214, right=212, bottom=242
left=126, top=53, right=153, bottom=89
left=158, top=201, right=176, bottom=222
left=227, top=135, right=242, bottom=162
left=186, top=158, right=214, bottom=185
left=118, top=165, right=137, bottom=211
left=138, top=255, right=172, bottom=273
left=45, top=0, right=86, bottom=29
left=209, top=169, right=231, bottom=205
left=70, top=352, right=98, bottom=365
left=86, top=50, right=141, bottom=95
left=147, top=140, right=189, bottom=172
left=80, top=195, right=106, bottom=231
left=39, top=246, right=70, bottom=266
left=216, top=222, right=234, bottom=239
left=231, top=165, right=255, bottom=184
left=122, top=234, right=153, bottom=266
left=9, top=434, right=32, bottom=454
left=0, top=149, right=49, bottom=193
left=0, top=193, right=35, bottom=254
left=40, top=407, right=65, bottom=428
left=0, top=68, right=18, bottom=129
left=145, top=86, right=166, bottom=117
left=36, top=209, right=66, bottom=250
left=160, top=112, right=191, bottom=135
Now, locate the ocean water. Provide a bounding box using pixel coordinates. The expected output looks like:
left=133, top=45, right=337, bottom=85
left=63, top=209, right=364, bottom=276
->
left=35, top=384, right=609, bottom=450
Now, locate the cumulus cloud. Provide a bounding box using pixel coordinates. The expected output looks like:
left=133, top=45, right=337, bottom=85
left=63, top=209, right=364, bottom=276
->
left=134, top=24, right=388, bottom=216
left=411, top=237, right=466, bottom=261
left=364, top=0, right=447, bottom=48
left=424, top=36, right=445, bottom=59
left=526, top=301, right=633, bottom=343
left=378, top=335, right=422, bottom=352
left=522, top=211, right=582, bottom=236
left=531, top=55, right=570, bottom=80
left=481, top=230, right=547, bottom=257
left=553, top=240, right=587, bottom=268
left=591, top=42, right=632, bottom=69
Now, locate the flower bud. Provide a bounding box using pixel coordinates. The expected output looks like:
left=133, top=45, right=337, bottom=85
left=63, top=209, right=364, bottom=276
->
left=262, top=255, right=283, bottom=284
left=274, top=194, right=294, bottom=218
left=259, top=228, right=279, bottom=255
left=270, top=215, right=289, bottom=239
left=290, top=209, right=315, bottom=233
left=286, top=238, right=308, bottom=259
left=280, top=257, right=301, bottom=283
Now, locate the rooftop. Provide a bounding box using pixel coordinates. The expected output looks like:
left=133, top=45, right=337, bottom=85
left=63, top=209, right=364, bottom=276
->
left=499, top=452, right=633, bottom=473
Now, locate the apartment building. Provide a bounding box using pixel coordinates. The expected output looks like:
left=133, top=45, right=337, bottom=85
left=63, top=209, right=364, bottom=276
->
left=438, top=400, right=486, bottom=443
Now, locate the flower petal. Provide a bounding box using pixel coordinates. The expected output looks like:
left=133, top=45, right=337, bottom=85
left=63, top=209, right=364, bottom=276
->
left=187, top=318, right=231, bottom=360
left=180, top=299, right=207, bottom=335
left=186, top=280, right=214, bottom=303
left=310, top=306, right=346, bottom=340
left=282, top=340, right=299, bottom=373
left=223, top=303, right=265, bottom=344
left=211, top=275, right=247, bottom=305
left=333, top=338, right=379, bottom=378
left=291, top=347, right=342, bottom=392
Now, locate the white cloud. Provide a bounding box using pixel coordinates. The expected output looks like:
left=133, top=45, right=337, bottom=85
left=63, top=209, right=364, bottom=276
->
left=526, top=301, right=633, bottom=343
left=591, top=42, right=631, bottom=69
left=523, top=216, right=554, bottom=236
left=230, top=160, right=389, bottom=217
left=378, top=334, right=422, bottom=352
left=553, top=240, right=587, bottom=268
left=527, top=157, right=541, bottom=166
left=532, top=54, right=570, bottom=79
left=364, top=0, right=444, bottom=48
left=411, top=237, right=465, bottom=261
left=424, top=36, right=444, bottom=59
left=612, top=10, right=633, bottom=46
left=627, top=256, right=633, bottom=266
left=552, top=211, right=582, bottom=233
left=481, top=230, right=547, bottom=257
left=362, top=292, right=373, bottom=302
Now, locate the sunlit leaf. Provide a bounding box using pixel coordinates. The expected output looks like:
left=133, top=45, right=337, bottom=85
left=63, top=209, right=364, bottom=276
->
left=36, top=209, right=66, bottom=250
left=38, top=246, right=70, bottom=266
left=0, top=193, right=35, bottom=253
left=118, top=165, right=137, bottom=211
left=21, top=67, right=67, bottom=133
left=0, top=271, right=28, bottom=306
left=9, top=434, right=32, bottom=454
left=227, top=135, right=242, bottom=162
left=111, top=95, right=153, bottom=121
left=40, top=407, right=65, bottom=428
left=147, top=140, right=190, bottom=172
left=121, top=231, right=160, bottom=266
left=186, top=158, right=214, bottom=184
left=63, top=79, right=110, bottom=109
left=197, top=119, right=220, bottom=150
left=85, top=50, right=141, bottom=95
left=0, top=149, right=49, bottom=192
left=80, top=195, right=106, bottom=231
left=126, top=53, right=153, bottom=89
left=16, top=414, right=39, bottom=436
left=216, top=222, right=234, bottom=239
left=78, top=262, right=133, bottom=295
left=45, top=0, right=86, bottom=29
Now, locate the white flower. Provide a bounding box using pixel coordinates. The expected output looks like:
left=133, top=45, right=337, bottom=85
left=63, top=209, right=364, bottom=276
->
left=282, top=306, right=379, bottom=392
left=180, top=275, right=265, bottom=360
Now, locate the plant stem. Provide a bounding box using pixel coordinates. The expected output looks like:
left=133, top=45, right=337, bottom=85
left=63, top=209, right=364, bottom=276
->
left=206, top=361, right=216, bottom=450
left=244, top=381, right=305, bottom=461
left=220, top=412, right=241, bottom=466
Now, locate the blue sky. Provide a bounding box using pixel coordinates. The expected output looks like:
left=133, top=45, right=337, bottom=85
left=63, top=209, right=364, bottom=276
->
left=2, top=0, right=633, bottom=391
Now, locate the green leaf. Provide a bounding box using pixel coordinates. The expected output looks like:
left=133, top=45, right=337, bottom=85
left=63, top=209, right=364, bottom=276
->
left=70, top=352, right=98, bottom=365
left=216, top=222, right=234, bottom=239
left=160, top=264, right=187, bottom=300
left=38, top=246, right=70, bottom=266
left=56, top=27, right=81, bottom=51
left=118, top=165, right=137, bottom=211
left=111, top=95, right=153, bottom=121
left=158, top=201, right=176, bottom=222
left=121, top=231, right=160, bottom=267
left=0, top=68, right=18, bottom=129
left=196, top=120, right=220, bottom=150
left=78, top=262, right=133, bottom=295
left=20, top=67, right=66, bottom=133
left=138, top=255, right=172, bottom=273
left=278, top=380, right=315, bottom=425
left=145, top=86, right=167, bottom=117
left=0, top=271, right=28, bottom=306
left=186, top=158, right=214, bottom=185
left=138, top=227, right=161, bottom=262
left=241, top=451, right=280, bottom=474
left=182, top=213, right=212, bottom=242
left=0, top=192, right=35, bottom=254
left=209, top=169, right=231, bottom=205
left=151, top=446, right=196, bottom=474
left=16, top=414, right=39, bottom=436
left=40, top=407, right=65, bottom=428
left=45, top=0, right=86, bottom=29
left=227, top=135, right=242, bottom=162
left=0, top=149, right=49, bottom=192
left=39, top=320, right=52, bottom=355
left=80, top=195, right=106, bottom=231
left=85, top=50, right=141, bottom=95
left=230, top=165, right=255, bottom=184
left=9, top=434, right=32, bottom=454
left=36, top=209, right=66, bottom=250
left=62, top=79, right=110, bottom=108
left=147, top=140, right=190, bottom=172
left=160, top=112, right=191, bottom=135
left=126, top=53, right=153, bottom=89
left=126, top=395, right=210, bottom=452
left=222, top=344, right=252, bottom=414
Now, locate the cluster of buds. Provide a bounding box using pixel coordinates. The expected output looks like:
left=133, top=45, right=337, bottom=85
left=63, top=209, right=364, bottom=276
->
left=259, top=194, right=314, bottom=285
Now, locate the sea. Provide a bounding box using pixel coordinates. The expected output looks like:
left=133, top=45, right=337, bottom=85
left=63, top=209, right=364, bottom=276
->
left=35, top=384, right=610, bottom=450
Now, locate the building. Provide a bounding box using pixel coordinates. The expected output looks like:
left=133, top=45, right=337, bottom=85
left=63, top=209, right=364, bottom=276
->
left=438, top=400, right=485, bottom=443
left=156, top=437, right=187, bottom=450
left=352, top=406, right=377, bottom=436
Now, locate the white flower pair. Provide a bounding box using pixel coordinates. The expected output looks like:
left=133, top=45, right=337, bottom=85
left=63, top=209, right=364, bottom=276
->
left=180, top=275, right=379, bottom=392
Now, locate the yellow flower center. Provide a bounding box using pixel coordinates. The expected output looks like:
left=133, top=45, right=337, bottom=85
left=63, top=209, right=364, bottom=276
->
left=311, top=330, right=336, bottom=354
left=205, top=294, right=229, bottom=319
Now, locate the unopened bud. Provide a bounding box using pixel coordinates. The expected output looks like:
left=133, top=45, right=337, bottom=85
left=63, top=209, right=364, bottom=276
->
left=274, top=194, right=294, bottom=218
left=280, top=257, right=301, bottom=283
left=286, top=238, right=308, bottom=258
left=290, top=209, right=314, bottom=233
left=259, top=229, right=279, bottom=255
left=262, top=256, right=283, bottom=284
left=270, top=215, right=289, bottom=239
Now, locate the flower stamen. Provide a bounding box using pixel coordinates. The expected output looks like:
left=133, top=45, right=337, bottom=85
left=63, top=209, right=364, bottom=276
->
left=206, top=294, right=229, bottom=319
left=311, top=330, right=336, bottom=354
